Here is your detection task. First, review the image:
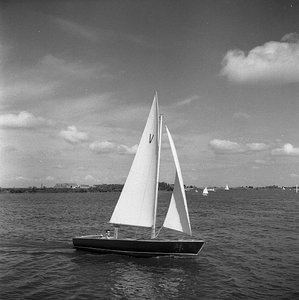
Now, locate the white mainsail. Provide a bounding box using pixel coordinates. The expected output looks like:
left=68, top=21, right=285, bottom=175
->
left=163, top=126, right=192, bottom=236
left=109, top=96, right=159, bottom=228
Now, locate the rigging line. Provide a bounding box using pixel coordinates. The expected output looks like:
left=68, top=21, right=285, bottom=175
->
left=153, top=226, right=163, bottom=239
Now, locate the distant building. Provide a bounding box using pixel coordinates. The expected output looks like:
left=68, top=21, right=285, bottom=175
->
left=79, top=185, right=90, bottom=189
left=54, top=183, right=78, bottom=188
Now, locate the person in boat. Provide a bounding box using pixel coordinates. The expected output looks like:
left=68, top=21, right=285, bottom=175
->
left=105, top=229, right=111, bottom=239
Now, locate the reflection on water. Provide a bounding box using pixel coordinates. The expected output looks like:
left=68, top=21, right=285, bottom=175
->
left=110, top=258, right=203, bottom=299
left=70, top=252, right=205, bottom=299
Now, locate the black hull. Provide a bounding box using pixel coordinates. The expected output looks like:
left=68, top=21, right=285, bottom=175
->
left=73, top=235, right=205, bottom=257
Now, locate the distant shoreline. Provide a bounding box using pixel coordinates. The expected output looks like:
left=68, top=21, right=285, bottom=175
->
left=0, top=184, right=296, bottom=194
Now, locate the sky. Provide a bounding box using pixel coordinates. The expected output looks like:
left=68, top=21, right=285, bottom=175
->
left=1, top=0, right=299, bottom=188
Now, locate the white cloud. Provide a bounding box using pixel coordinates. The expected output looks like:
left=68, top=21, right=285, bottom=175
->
left=174, top=95, right=199, bottom=107
left=84, top=175, right=94, bottom=181
left=40, top=54, right=96, bottom=78
left=233, top=112, right=251, bottom=120
left=89, top=141, right=116, bottom=153
left=15, top=176, right=30, bottom=182
left=2, top=145, right=17, bottom=152
left=59, top=126, right=89, bottom=144
left=210, top=139, right=271, bottom=154
left=253, top=158, right=274, bottom=165
left=3, top=82, right=56, bottom=98
left=89, top=140, right=138, bottom=155
left=290, top=174, right=299, bottom=178
left=254, top=159, right=267, bottom=164
left=118, top=144, right=138, bottom=154
left=2, top=54, right=106, bottom=107
left=246, top=143, right=269, bottom=151
left=209, top=139, right=244, bottom=154
left=53, top=16, right=155, bottom=49
left=220, top=33, right=299, bottom=84
left=53, top=17, right=99, bottom=42
left=271, top=143, right=299, bottom=156
left=0, top=111, right=51, bottom=129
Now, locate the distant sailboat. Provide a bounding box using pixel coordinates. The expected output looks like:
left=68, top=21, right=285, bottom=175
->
left=225, top=184, right=229, bottom=191
left=73, top=94, right=205, bottom=257
left=202, top=187, right=208, bottom=196
left=296, top=185, right=298, bottom=194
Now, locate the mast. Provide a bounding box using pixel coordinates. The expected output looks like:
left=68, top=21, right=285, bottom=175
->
left=151, top=113, right=163, bottom=239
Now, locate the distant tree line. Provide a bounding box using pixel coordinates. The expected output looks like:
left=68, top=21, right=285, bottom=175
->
left=1, top=183, right=295, bottom=194
left=0, top=182, right=175, bottom=193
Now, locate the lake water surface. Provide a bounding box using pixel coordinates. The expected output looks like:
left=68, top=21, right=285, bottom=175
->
left=0, top=190, right=298, bottom=299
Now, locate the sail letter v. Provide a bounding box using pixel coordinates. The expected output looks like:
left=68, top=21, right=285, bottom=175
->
left=149, top=134, right=154, bottom=143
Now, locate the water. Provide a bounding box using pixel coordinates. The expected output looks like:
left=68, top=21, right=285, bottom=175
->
left=0, top=190, right=298, bottom=299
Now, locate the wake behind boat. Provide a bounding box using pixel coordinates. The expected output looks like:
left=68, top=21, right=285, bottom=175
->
left=73, top=94, right=205, bottom=257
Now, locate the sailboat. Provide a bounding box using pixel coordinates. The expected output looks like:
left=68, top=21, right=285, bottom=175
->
left=202, top=187, right=208, bottom=196
left=225, top=184, right=229, bottom=191
left=296, top=185, right=298, bottom=194
left=73, top=94, right=205, bottom=257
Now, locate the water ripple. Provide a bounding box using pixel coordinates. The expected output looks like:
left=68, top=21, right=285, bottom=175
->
left=0, top=190, right=298, bottom=299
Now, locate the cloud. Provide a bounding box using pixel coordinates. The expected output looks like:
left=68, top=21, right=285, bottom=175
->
left=210, top=139, right=271, bottom=154
left=53, top=17, right=99, bottom=42
left=271, top=143, right=299, bottom=156
left=220, top=32, right=299, bottom=84
left=2, top=54, right=106, bottom=107
left=84, top=175, right=94, bottom=181
left=59, top=126, right=89, bottom=144
left=55, top=164, right=64, bottom=169
left=254, top=159, right=267, bottom=164
left=15, top=176, right=31, bottom=182
left=173, top=95, right=199, bottom=107
left=253, top=158, right=275, bottom=165
left=233, top=112, right=251, bottom=120
left=209, top=139, right=244, bottom=154
left=281, top=32, right=299, bottom=43
left=118, top=144, right=138, bottom=154
left=89, top=141, right=116, bottom=153
left=89, top=140, right=137, bottom=155
left=0, top=111, right=51, bottom=129
left=2, top=145, right=17, bottom=152
left=246, top=143, right=269, bottom=151
left=3, top=82, right=57, bottom=99
left=290, top=174, right=299, bottom=178
left=40, top=54, right=96, bottom=79
left=53, top=17, right=156, bottom=49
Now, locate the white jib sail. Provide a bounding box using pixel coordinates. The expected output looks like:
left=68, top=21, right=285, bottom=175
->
left=163, top=126, right=192, bottom=236
left=109, top=96, right=159, bottom=228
